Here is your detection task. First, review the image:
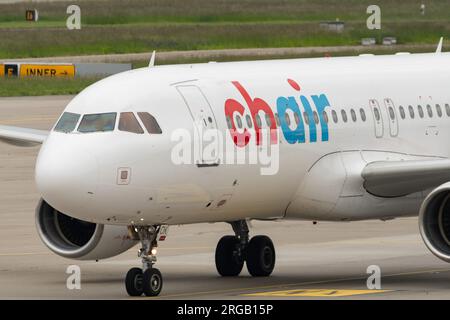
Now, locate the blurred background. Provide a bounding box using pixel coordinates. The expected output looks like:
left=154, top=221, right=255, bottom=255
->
left=0, top=0, right=449, bottom=96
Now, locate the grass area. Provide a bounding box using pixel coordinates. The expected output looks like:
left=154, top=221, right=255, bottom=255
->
left=0, top=0, right=448, bottom=97
left=1, top=21, right=448, bottom=59
left=0, top=0, right=449, bottom=58
left=0, top=43, right=436, bottom=97
left=2, top=0, right=450, bottom=24
left=0, top=77, right=101, bottom=97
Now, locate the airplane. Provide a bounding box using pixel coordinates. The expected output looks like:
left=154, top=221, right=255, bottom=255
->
left=1, top=46, right=450, bottom=297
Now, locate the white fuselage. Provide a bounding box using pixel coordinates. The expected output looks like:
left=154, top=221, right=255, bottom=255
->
left=35, top=52, right=450, bottom=226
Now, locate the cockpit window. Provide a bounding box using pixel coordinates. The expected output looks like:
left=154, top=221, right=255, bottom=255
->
left=119, top=112, right=144, bottom=134
left=137, top=112, right=162, bottom=134
left=78, top=113, right=117, bottom=133
left=54, top=112, right=80, bottom=133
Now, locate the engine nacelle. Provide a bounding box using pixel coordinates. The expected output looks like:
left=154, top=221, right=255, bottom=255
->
left=36, top=199, right=138, bottom=260
left=419, top=182, right=450, bottom=262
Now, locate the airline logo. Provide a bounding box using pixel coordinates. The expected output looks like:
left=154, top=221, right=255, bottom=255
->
left=225, top=79, right=331, bottom=147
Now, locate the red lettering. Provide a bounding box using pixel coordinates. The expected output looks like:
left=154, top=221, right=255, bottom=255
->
left=231, top=81, right=277, bottom=145
left=224, top=98, right=251, bottom=147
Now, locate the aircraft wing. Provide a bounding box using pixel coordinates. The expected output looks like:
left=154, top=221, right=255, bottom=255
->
left=0, top=125, right=48, bottom=146
left=361, top=159, right=450, bottom=197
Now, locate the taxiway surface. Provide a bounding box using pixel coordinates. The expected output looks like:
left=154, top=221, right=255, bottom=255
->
left=0, top=96, right=449, bottom=299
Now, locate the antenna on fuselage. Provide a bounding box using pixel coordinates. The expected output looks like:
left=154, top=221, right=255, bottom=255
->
left=436, top=37, right=443, bottom=53
left=148, top=50, right=156, bottom=67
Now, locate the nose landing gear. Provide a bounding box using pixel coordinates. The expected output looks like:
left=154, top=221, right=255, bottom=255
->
left=125, top=225, right=163, bottom=297
left=215, top=220, right=276, bottom=277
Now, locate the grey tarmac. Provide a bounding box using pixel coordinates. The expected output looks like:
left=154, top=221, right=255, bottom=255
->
left=0, top=95, right=449, bottom=299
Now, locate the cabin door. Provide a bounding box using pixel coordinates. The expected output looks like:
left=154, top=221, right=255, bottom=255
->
left=176, top=85, right=219, bottom=165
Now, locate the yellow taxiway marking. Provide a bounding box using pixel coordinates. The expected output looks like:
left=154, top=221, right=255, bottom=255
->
left=244, top=288, right=391, bottom=297
left=154, top=267, right=450, bottom=299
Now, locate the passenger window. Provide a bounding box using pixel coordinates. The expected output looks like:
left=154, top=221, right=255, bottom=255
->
left=274, top=114, right=279, bottom=127
left=245, top=114, right=253, bottom=128
left=408, top=105, right=415, bottom=119
left=235, top=114, right=243, bottom=129
left=255, top=114, right=262, bottom=127
left=418, top=105, right=424, bottom=118
left=78, top=113, right=116, bottom=133
left=265, top=113, right=272, bottom=127
left=303, top=112, right=309, bottom=125
left=399, top=106, right=405, bottom=119
left=426, top=104, right=433, bottom=117
left=436, top=104, right=443, bottom=117
left=388, top=107, right=395, bottom=120
left=360, top=108, right=366, bottom=122
left=284, top=113, right=291, bottom=126
left=446, top=104, right=450, bottom=117
left=332, top=110, right=338, bottom=123
left=226, top=115, right=232, bottom=129
left=54, top=112, right=80, bottom=133
left=119, top=112, right=144, bottom=134
left=137, top=112, right=162, bottom=134
left=294, top=112, right=300, bottom=125
left=313, top=111, right=319, bottom=124
left=322, top=111, right=329, bottom=123
left=341, top=110, right=348, bottom=123
left=373, top=108, right=380, bottom=121
left=350, top=109, right=357, bottom=122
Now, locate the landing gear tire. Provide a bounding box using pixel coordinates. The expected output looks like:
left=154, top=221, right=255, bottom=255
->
left=215, top=235, right=244, bottom=276
left=246, top=235, right=275, bottom=277
left=126, top=225, right=164, bottom=297
left=143, top=268, right=163, bottom=296
left=125, top=267, right=144, bottom=296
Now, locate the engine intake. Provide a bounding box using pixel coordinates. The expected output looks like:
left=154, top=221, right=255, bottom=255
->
left=419, top=182, right=450, bottom=262
left=36, top=199, right=137, bottom=260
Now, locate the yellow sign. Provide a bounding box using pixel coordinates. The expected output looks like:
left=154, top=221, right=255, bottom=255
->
left=244, top=288, right=391, bottom=297
left=20, top=64, right=75, bottom=77
left=0, top=64, right=3, bottom=77
left=4, top=64, right=18, bottom=76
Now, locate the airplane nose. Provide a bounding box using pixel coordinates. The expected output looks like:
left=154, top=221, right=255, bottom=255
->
left=35, top=139, right=99, bottom=214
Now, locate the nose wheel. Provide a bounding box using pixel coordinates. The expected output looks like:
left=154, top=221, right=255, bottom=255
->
left=215, top=220, right=276, bottom=277
left=125, top=267, right=163, bottom=297
left=125, top=225, right=163, bottom=297
left=143, top=268, right=163, bottom=296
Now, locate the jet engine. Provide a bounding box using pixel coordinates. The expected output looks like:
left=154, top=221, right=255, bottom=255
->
left=419, top=182, right=450, bottom=262
left=35, top=199, right=138, bottom=260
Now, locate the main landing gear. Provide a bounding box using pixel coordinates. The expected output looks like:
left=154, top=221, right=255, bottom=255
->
left=125, top=225, right=163, bottom=297
left=215, top=220, right=276, bottom=277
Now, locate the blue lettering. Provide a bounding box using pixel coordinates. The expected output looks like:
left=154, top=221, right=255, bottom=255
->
left=276, top=97, right=305, bottom=144
left=311, top=94, right=331, bottom=141
left=299, top=95, right=317, bottom=142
